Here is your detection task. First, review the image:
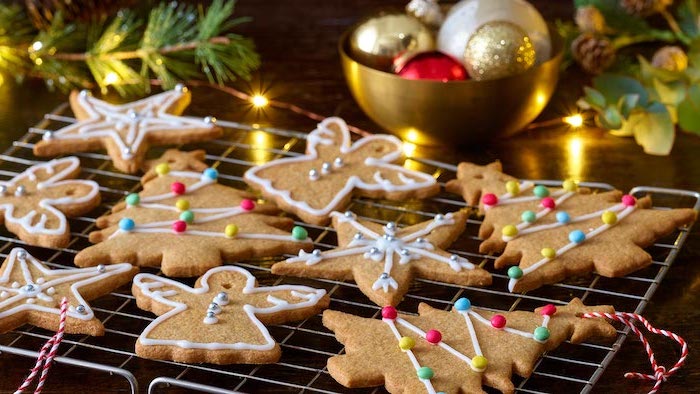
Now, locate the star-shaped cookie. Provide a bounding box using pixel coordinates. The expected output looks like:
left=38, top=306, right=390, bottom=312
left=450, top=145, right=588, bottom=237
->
left=272, top=211, right=492, bottom=306
left=244, top=117, right=440, bottom=225
left=0, top=248, right=137, bottom=335
left=33, top=85, right=223, bottom=173
left=0, top=157, right=100, bottom=248
left=132, top=266, right=329, bottom=364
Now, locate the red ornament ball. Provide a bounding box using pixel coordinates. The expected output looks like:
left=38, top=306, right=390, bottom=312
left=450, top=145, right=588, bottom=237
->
left=240, top=199, right=256, bottom=211
left=425, top=329, right=442, bottom=344
left=482, top=193, right=498, bottom=206
left=381, top=306, right=398, bottom=320
left=540, top=304, right=557, bottom=316
left=491, top=314, right=507, bottom=329
left=395, top=51, right=468, bottom=82
left=541, top=197, right=556, bottom=209
left=171, top=182, right=186, bottom=195
left=172, top=220, right=187, bottom=233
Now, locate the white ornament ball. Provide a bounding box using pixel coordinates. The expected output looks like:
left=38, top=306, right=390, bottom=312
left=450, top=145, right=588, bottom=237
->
left=438, top=0, right=551, bottom=66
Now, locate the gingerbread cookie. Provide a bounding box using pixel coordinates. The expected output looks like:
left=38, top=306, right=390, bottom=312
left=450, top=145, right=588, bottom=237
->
left=140, top=149, right=208, bottom=182
left=33, top=85, right=223, bottom=173
left=74, top=153, right=313, bottom=277
left=272, top=210, right=491, bottom=306
left=324, top=298, right=616, bottom=394
left=0, top=248, right=137, bottom=336
left=244, top=117, right=440, bottom=225
left=132, top=266, right=329, bottom=364
left=0, top=157, right=100, bottom=248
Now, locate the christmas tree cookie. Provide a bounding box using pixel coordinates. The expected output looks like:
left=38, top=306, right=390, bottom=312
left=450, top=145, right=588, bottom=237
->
left=272, top=210, right=491, bottom=306
left=0, top=248, right=137, bottom=336
left=0, top=157, right=100, bottom=248
left=33, top=85, right=223, bottom=173
left=132, top=266, right=329, bottom=364
left=244, top=117, right=440, bottom=225
left=323, top=298, right=616, bottom=394
left=74, top=152, right=313, bottom=277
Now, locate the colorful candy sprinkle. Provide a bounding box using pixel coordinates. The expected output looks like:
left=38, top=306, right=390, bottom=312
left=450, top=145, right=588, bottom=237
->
left=621, top=194, right=636, bottom=207
left=541, top=247, right=556, bottom=259
left=540, top=304, right=557, bottom=316
left=203, top=168, right=219, bottom=180
left=179, top=210, right=194, bottom=224
left=171, top=182, right=186, bottom=195
left=381, top=306, right=397, bottom=320
left=471, top=355, right=488, bottom=370
left=119, top=218, right=135, bottom=231
left=521, top=210, right=536, bottom=223
left=155, top=162, right=170, bottom=176
left=502, top=225, right=518, bottom=237
left=569, top=230, right=585, bottom=244
left=291, top=226, right=308, bottom=240
left=490, top=314, right=506, bottom=329
left=482, top=193, right=498, bottom=206
left=540, top=197, right=556, bottom=209
left=562, top=179, right=578, bottom=192
left=417, top=366, right=434, bottom=380
left=534, top=326, right=551, bottom=341
left=601, top=210, right=617, bottom=225
left=505, top=180, right=520, bottom=195
left=175, top=199, right=190, bottom=211
left=125, top=193, right=140, bottom=206
left=224, top=224, right=239, bottom=238
left=240, top=199, right=255, bottom=211
left=172, top=220, right=187, bottom=233
left=454, top=297, right=471, bottom=311
left=425, top=329, right=442, bottom=344
left=507, top=266, right=523, bottom=279
left=555, top=211, right=570, bottom=224
left=399, top=336, right=415, bottom=351
left=533, top=185, right=549, bottom=198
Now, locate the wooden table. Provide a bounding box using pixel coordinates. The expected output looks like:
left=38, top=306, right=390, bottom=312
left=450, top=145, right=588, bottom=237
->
left=0, top=0, right=698, bottom=392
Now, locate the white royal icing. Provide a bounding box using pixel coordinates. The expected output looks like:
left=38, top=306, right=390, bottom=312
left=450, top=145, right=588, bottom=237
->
left=44, top=88, right=214, bottom=160
left=285, top=211, right=474, bottom=293
left=0, top=248, right=133, bottom=322
left=0, top=157, right=99, bottom=236
left=244, top=117, right=437, bottom=219
left=134, top=266, right=326, bottom=351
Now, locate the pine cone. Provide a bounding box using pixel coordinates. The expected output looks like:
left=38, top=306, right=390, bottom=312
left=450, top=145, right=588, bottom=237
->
left=575, top=6, right=606, bottom=33
left=571, top=33, right=616, bottom=74
left=652, top=46, right=688, bottom=72
left=620, top=0, right=673, bottom=17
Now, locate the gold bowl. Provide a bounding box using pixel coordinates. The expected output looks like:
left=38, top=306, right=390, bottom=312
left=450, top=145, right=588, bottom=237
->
left=339, top=25, right=564, bottom=146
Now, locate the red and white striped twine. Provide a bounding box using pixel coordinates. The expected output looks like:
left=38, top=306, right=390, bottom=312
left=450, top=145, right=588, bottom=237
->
left=15, top=297, right=69, bottom=394
left=582, top=311, right=688, bottom=394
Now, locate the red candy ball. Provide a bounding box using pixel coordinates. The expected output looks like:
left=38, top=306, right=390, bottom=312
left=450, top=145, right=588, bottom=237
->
left=172, top=220, right=187, bottom=233
left=425, top=329, right=442, bottom=344
left=240, top=199, right=256, bottom=211
left=540, top=304, right=557, bottom=316
left=541, top=197, right=556, bottom=209
left=171, top=182, right=186, bottom=195
left=621, top=194, right=636, bottom=207
left=381, top=306, right=397, bottom=320
left=491, top=314, right=506, bottom=329
left=395, top=51, right=468, bottom=82
left=482, top=193, right=498, bottom=206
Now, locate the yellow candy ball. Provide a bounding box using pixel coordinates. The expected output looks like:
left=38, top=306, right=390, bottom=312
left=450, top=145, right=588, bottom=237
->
left=155, top=162, right=170, bottom=176
left=471, top=355, right=488, bottom=370
left=505, top=180, right=520, bottom=195
left=562, top=179, right=578, bottom=192
left=175, top=199, right=189, bottom=211
left=501, top=225, right=518, bottom=237
left=399, top=336, right=415, bottom=351
left=541, top=247, right=556, bottom=259
left=601, top=210, right=617, bottom=225
left=224, top=224, right=239, bottom=238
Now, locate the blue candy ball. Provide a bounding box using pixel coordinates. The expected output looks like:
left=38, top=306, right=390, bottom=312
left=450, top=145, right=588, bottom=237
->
left=454, top=297, right=471, bottom=311
left=556, top=211, right=570, bottom=224
left=203, top=168, right=219, bottom=180
left=119, top=218, right=135, bottom=231
left=569, top=230, right=586, bottom=244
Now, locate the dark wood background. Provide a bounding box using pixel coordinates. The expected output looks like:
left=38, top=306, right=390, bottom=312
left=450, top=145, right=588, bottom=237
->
left=0, top=0, right=698, bottom=392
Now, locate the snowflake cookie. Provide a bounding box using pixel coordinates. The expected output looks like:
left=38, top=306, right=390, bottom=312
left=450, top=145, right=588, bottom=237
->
left=0, top=248, right=137, bottom=335
left=74, top=152, right=313, bottom=277
left=272, top=211, right=491, bottom=306
left=244, top=117, right=440, bottom=225
left=0, top=157, right=100, bottom=248
left=324, top=298, right=615, bottom=393
left=132, top=266, right=329, bottom=364
left=33, top=85, right=223, bottom=173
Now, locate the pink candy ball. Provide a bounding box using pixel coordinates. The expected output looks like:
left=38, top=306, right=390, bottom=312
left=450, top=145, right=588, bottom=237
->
left=425, top=329, right=442, bottom=344
left=541, top=197, right=556, bottom=209
left=621, top=194, right=636, bottom=207
left=491, top=314, right=507, bottom=329
left=240, top=199, right=256, bottom=211
left=540, top=304, right=557, bottom=316
left=172, top=220, right=187, bottom=233
left=482, top=193, right=498, bottom=206
left=381, top=306, right=397, bottom=320
left=171, top=182, right=186, bottom=195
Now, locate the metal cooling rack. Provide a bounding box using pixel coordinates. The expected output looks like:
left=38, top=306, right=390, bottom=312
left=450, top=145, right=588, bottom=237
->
left=0, top=104, right=698, bottom=394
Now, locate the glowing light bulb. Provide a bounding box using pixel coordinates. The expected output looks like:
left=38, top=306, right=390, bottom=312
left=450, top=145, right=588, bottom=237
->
left=104, top=72, right=119, bottom=85
left=31, top=41, right=43, bottom=51
left=564, top=114, right=583, bottom=128
left=251, top=95, right=268, bottom=108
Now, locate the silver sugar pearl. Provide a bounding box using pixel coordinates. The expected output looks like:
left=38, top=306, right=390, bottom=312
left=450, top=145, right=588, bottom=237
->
left=450, top=254, right=459, bottom=261
left=308, top=169, right=319, bottom=181
left=416, top=237, right=426, bottom=243
left=386, top=222, right=396, bottom=230
left=208, top=302, right=220, bottom=312
left=312, top=249, right=322, bottom=257
left=42, top=131, right=54, bottom=141
left=127, top=109, right=138, bottom=119
left=122, top=147, right=132, bottom=156
left=206, top=311, right=216, bottom=318
left=76, top=304, right=87, bottom=314
left=399, top=249, right=410, bottom=256
left=333, top=157, right=344, bottom=167
left=369, top=247, right=379, bottom=254
left=24, top=284, right=35, bottom=292
left=321, top=162, right=332, bottom=174
left=97, top=264, right=106, bottom=273
left=204, top=116, right=216, bottom=124
left=14, top=185, right=26, bottom=197
left=216, top=291, right=228, bottom=301
left=380, top=272, right=390, bottom=279
left=353, top=232, right=363, bottom=240
left=435, top=214, right=444, bottom=221
left=344, top=211, right=354, bottom=218
left=16, top=250, right=27, bottom=260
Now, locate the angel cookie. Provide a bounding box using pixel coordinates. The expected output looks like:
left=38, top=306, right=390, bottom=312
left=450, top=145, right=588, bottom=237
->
left=272, top=211, right=491, bottom=306
left=244, top=117, right=439, bottom=225
left=132, top=266, right=329, bottom=364
left=0, top=157, right=100, bottom=248
left=33, top=85, right=223, bottom=173
left=0, top=248, right=137, bottom=335
left=74, top=154, right=313, bottom=277
left=324, top=298, right=616, bottom=394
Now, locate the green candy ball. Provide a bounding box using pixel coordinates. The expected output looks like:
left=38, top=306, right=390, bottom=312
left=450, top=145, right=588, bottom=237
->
left=533, top=185, right=549, bottom=198
left=179, top=210, right=195, bottom=224
left=125, top=193, right=140, bottom=206
left=521, top=210, right=536, bottom=223
left=292, top=226, right=308, bottom=240
left=533, top=326, right=550, bottom=341
left=507, top=266, right=523, bottom=279
left=417, top=366, right=434, bottom=380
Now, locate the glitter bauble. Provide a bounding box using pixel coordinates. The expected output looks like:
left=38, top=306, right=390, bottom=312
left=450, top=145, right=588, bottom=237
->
left=463, top=21, right=536, bottom=81
left=349, top=12, right=434, bottom=72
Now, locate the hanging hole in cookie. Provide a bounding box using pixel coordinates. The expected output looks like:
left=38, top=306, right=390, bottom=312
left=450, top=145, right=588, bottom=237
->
left=473, top=174, right=484, bottom=179
left=65, top=188, right=76, bottom=196
left=222, top=283, right=231, bottom=289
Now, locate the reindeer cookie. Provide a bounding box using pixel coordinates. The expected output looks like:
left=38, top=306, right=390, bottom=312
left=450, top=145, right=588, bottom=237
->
left=244, top=117, right=440, bottom=225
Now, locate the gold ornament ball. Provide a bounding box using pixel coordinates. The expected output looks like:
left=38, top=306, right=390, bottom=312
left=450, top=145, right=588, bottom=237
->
left=464, top=21, right=536, bottom=81
left=349, top=13, right=434, bottom=71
